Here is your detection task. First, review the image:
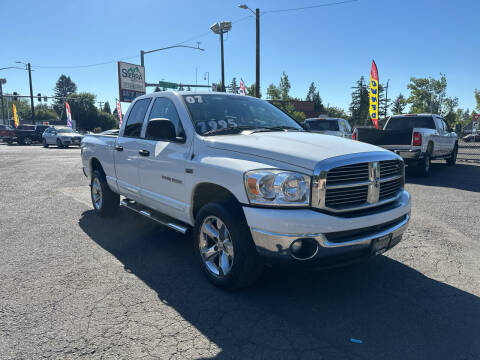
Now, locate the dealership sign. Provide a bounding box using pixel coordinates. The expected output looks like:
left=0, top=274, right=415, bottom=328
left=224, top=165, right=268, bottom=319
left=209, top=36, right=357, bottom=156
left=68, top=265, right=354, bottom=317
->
left=118, top=61, right=146, bottom=102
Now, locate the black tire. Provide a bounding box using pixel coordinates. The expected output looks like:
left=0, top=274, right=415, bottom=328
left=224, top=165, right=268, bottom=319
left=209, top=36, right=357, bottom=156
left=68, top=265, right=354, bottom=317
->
left=416, top=152, right=431, bottom=177
left=17, top=138, right=24, bottom=145
left=42, top=138, right=49, bottom=148
left=23, top=137, right=32, bottom=145
left=90, top=170, right=119, bottom=217
left=446, top=145, right=457, bottom=166
left=194, top=202, right=263, bottom=290
left=56, top=139, right=63, bottom=148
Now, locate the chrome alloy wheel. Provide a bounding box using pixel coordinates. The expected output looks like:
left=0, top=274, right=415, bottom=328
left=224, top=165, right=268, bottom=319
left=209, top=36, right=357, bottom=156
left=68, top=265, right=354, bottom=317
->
left=199, top=216, right=234, bottom=277
left=91, top=177, right=103, bottom=210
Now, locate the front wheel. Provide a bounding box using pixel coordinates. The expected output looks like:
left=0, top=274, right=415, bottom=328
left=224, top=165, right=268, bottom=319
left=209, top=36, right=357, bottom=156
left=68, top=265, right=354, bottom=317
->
left=42, top=138, right=49, bottom=148
left=194, top=202, right=263, bottom=290
left=56, top=139, right=63, bottom=148
left=91, top=170, right=119, bottom=217
left=446, top=145, right=457, bottom=166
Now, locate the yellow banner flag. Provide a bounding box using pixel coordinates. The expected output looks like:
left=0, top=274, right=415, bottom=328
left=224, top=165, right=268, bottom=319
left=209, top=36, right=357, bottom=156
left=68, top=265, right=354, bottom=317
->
left=13, top=104, right=19, bottom=128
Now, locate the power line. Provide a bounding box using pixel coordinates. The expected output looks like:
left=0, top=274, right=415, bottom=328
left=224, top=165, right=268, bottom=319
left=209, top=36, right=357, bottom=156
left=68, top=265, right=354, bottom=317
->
left=263, top=0, right=359, bottom=14
left=29, top=15, right=252, bottom=70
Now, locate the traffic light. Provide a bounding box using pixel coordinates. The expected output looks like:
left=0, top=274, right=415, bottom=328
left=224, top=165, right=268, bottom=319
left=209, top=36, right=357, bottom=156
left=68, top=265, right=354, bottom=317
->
left=13, top=92, right=18, bottom=101
left=43, top=96, right=48, bottom=102
left=37, top=93, right=42, bottom=101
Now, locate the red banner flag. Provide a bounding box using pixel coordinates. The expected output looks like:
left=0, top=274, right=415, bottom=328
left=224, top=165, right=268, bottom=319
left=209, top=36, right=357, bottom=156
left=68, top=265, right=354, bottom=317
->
left=369, top=60, right=379, bottom=129
left=116, top=101, right=123, bottom=128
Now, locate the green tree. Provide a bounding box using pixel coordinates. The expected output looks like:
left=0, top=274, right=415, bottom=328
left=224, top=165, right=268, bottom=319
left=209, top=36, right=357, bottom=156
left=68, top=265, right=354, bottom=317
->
left=229, top=78, right=238, bottom=93
left=349, top=76, right=370, bottom=126
left=34, top=104, right=58, bottom=120
left=391, top=93, right=407, bottom=114
left=8, top=98, right=31, bottom=121
left=53, top=75, right=77, bottom=118
left=406, top=74, right=458, bottom=116
left=305, top=82, right=324, bottom=113
left=325, top=106, right=349, bottom=119
left=246, top=84, right=261, bottom=98
left=279, top=72, right=291, bottom=100
left=266, top=84, right=281, bottom=100
left=96, top=111, right=117, bottom=130
left=474, top=89, right=480, bottom=112
left=68, top=92, right=98, bottom=131
left=102, top=101, right=111, bottom=114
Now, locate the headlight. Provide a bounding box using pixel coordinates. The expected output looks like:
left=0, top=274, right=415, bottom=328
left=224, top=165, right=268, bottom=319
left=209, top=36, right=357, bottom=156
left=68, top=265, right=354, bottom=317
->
left=244, top=170, right=310, bottom=207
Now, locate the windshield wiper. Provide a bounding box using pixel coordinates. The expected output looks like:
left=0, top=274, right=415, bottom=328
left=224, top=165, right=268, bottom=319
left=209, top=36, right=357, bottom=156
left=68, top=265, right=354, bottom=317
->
left=202, top=125, right=260, bottom=136
left=249, top=126, right=303, bottom=134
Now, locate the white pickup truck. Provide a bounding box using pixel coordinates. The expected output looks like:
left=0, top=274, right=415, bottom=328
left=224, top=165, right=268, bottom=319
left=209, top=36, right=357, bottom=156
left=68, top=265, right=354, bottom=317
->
left=354, top=114, right=458, bottom=176
left=81, top=92, right=411, bottom=289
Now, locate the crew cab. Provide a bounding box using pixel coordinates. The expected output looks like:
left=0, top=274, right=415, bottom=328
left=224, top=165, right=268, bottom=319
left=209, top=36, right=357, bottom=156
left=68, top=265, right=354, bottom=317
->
left=5, top=124, right=50, bottom=145
left=81, top=92, right=411, bottom=289
left=303, top=117, right=353, bottom=138
left=353, top=114, right=458, bottom=176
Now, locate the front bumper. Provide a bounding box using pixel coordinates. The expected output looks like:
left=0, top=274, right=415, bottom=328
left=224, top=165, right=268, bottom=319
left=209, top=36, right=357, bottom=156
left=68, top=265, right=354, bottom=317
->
left=244, top=190, right=411, bottom=265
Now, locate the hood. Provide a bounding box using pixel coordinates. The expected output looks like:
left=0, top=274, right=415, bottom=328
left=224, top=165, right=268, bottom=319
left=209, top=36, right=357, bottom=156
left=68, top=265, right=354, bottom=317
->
left=205, top=131, right=388, bottom=170
left=60, top=133, right=81, bottom=137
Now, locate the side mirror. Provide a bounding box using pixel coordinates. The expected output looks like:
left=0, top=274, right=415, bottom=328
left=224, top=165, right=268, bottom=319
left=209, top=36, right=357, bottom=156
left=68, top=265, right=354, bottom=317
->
left=145, top=118, right=180, bottom=142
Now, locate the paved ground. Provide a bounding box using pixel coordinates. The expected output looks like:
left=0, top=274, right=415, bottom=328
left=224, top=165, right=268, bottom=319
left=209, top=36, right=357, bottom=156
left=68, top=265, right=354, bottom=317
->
left=0, top=144, right=479, bottom=359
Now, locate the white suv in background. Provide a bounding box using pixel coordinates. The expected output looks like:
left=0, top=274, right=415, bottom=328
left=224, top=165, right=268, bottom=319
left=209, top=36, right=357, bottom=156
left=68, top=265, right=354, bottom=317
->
left=43, top=127, right=83, bottom=148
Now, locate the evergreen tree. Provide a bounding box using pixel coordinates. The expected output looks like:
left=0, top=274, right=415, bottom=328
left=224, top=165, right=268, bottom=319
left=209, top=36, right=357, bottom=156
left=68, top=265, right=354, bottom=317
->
left=229, top=78, right=238, bottom=93
left=306, top=82, right=316, bottom=101
left=53, top=75, right=77, bottom=119
left=391, top=93, right=407, bottom=114
left=102, top=101, right=111, bottom=114
left=246, top=84, right=261, bottom=98
left=349, top=76, right=370, bottom=126
left=279, top=72, right=291, bottom=100
left=266, top=84, right=281, bottom=100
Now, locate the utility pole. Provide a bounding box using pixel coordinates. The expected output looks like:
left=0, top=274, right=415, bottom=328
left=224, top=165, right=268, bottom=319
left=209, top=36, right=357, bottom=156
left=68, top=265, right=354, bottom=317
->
left=255, top=8, right=260, bottom=98
left=384, top=79, right=389, bottom=119
left=220, top=29, right=225, bottom=92
left=210, top=21, right=232, bottom=93
left=0, top=79, right=5, bottom=124
left=27, top=63, right=34, bottom=124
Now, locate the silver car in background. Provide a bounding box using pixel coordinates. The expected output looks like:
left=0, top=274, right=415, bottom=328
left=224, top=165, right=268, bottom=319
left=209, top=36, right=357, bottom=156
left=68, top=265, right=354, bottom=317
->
left=42, top=127, right=83, bottom=148
left=303, top=117, right=353, bottom=138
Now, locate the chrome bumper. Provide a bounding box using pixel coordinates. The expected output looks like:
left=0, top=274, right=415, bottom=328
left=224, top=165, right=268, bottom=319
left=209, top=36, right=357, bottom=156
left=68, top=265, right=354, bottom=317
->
left=250, top=213, right=410, bottom=261
left=392, top=149, right=421, bottom=160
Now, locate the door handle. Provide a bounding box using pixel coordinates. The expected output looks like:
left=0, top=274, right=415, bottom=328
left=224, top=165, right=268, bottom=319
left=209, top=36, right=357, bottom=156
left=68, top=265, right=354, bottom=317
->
left=139, top=149, right=150, bottom=157
left=115, top=145, right=123, bottom=151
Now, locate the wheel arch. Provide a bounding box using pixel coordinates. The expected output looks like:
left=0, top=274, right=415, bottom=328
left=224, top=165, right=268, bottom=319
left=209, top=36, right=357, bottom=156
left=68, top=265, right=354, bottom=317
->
left=191, top=182, right=243, bottom=222
left=90, top=157, right=106, bottom=178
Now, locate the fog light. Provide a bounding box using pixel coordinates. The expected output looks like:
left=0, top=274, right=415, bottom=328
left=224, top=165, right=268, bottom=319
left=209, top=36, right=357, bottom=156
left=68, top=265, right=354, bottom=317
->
left=289, top=238, right=319, bottom=260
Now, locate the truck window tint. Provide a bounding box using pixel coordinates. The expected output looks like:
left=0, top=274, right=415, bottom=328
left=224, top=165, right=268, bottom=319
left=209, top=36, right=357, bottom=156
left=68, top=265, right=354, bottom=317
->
left=124, top=98, right=151, bottom=137
left=147, top=97, right=185, bottom=137
left=384, top=116, right=435, bottom=130
left=307, top=120, right=339, bottom=131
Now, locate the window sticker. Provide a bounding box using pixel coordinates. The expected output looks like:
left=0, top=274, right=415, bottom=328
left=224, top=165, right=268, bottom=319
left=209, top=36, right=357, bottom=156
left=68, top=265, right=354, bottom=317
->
left=185, top=95, right=204, bottom=104
left=196, top=119, right=238, bottom=133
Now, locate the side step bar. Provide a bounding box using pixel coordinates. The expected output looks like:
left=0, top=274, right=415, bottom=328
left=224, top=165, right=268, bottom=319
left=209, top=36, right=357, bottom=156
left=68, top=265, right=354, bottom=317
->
left=120, top=199, right=189, bottom=235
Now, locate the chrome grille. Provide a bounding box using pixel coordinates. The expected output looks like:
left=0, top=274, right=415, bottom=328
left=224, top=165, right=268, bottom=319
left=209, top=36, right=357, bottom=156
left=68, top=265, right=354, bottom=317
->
left=312, top=152, right=405, bottom=213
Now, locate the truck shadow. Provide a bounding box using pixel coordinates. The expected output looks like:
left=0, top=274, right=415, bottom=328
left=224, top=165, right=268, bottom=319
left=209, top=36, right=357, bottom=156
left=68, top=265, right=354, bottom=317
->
left=79, top=209, right=480, bottom=359
left=406, top=162, right=480, bottom=192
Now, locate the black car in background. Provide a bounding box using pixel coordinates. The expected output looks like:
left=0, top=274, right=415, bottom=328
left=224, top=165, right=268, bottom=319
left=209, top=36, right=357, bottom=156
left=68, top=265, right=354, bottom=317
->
left=5, top=125, right=50, bottom=145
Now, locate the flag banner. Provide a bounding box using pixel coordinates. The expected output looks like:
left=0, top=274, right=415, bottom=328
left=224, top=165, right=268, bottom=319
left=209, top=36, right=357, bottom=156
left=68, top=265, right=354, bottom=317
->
left=65, top=102, right=72, bottom=128
left=369, top=60, right=379, bottom=129
left=116, top=101, right=123, bottom=128
left=13, top=104, right=19, bottom=128
left=239, top=79, right=246, bottom=96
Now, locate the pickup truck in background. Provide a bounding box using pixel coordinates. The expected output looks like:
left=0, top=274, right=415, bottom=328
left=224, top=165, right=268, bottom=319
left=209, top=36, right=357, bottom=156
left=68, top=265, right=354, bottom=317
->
left=303, top=117, right=353, bottom=138
left=353, top=114, right=458, bottom=176
left=5, top=124, right=50, bottom=145
left=0, top=124, right=13, bottom=142
left=81, top=92, right=411, bottom=289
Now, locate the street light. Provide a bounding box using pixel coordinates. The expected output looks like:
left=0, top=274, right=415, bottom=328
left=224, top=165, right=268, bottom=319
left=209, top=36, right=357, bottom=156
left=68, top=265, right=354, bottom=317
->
left=210, top=21, right=232, bottom=92
left=16, top=61, right=35, bottom=124
left=239, top=4, right=260, bottom=98
left=204, top=72, right=210, bottom=86
left=140, top=43, right=204, bottom=85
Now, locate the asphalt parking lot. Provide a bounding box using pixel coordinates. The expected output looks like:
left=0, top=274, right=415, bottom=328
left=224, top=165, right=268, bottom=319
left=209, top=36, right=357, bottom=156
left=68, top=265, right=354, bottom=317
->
left=0, top=144, right=479, bottom=360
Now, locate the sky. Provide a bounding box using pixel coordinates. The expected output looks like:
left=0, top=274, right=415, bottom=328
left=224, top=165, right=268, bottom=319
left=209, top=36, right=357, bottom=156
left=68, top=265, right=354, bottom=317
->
left=1, top=0, right=479, bottom=114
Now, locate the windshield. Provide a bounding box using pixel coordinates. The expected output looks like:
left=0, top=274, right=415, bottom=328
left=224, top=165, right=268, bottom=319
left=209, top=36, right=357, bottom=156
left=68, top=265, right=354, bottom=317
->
left=58, top=128, right=78, bottom=133
left=385, top=116, right=435, bottom=130
left=182, top=94, right=303, bottom=135
left=307, top=120, right=339, bottom=131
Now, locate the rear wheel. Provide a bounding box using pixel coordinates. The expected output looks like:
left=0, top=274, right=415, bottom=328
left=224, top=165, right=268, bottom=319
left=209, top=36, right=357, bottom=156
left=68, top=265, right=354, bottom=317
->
left=23, top=137, right=32, bottom=145
left=42, top=138, right=49, bottom=148
left=91, top=170, right=119, bottom=217
left=194, top=202, right=263, bottom=290
left=446, top=145, right=457, bottom=166
left=416, top=153, right=431, bottom=177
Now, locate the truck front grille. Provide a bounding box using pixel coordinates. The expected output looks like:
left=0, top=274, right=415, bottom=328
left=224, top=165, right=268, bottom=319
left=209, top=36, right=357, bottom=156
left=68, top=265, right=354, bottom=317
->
left=312, top=154, right=404, bottom=213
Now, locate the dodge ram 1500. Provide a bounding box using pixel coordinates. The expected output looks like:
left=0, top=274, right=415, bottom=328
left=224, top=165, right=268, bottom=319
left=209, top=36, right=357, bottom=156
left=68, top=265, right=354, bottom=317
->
left=81, top=92, right=411, bottom=289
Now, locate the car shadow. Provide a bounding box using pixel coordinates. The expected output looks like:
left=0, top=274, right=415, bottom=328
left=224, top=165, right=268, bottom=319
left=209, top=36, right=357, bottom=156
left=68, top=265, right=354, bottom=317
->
left=79, top=209, right=480, bottom=359
left=405, top=162, right=480, bottom=192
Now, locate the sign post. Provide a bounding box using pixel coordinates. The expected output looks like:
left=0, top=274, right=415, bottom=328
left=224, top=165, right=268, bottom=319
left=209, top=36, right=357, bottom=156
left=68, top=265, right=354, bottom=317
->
left=118, top=62, right=146, bottom=103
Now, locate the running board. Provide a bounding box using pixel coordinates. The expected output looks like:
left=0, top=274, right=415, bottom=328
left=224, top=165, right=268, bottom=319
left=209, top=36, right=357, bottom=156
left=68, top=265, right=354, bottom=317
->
left=120, top=199, right=189, bottom=234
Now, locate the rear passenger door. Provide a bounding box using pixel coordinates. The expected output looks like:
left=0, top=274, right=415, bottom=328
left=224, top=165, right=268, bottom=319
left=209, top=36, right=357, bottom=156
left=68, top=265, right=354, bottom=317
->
left=137, top=97, right=190, bottom=219
left=114, top=97, right=152, bottom=201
